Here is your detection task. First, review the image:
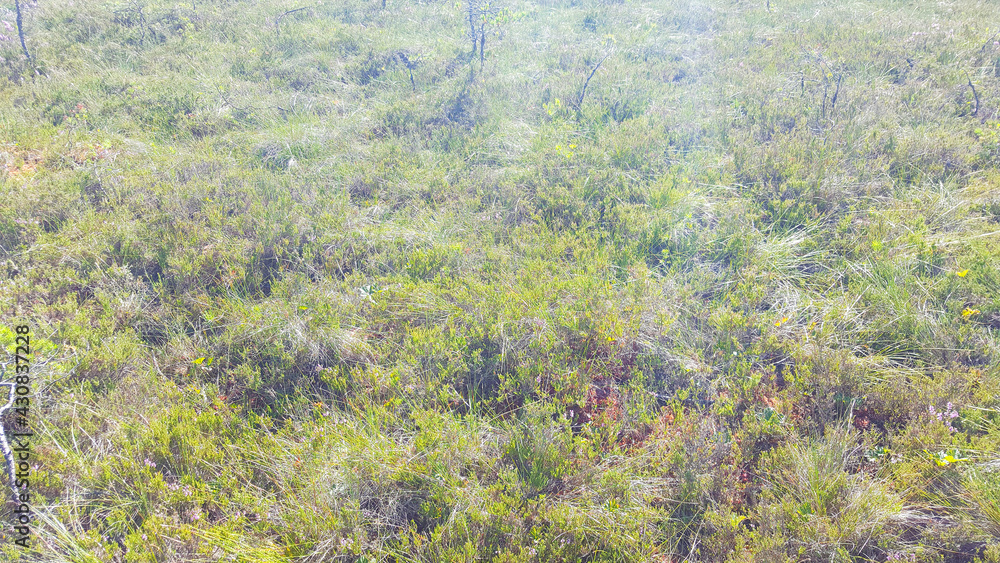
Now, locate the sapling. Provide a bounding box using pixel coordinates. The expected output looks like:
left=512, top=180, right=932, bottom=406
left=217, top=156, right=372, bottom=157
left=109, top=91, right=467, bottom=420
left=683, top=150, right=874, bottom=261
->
left=464, top=0, right=519, bottom=71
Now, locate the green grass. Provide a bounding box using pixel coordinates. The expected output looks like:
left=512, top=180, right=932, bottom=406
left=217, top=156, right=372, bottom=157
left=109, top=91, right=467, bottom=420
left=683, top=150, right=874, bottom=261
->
left=2, top=0, right=1000, bottom=560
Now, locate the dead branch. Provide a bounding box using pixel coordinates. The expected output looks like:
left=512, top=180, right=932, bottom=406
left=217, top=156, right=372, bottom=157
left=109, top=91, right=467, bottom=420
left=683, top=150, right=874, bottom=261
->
left=575, top=53, right=610, bottom=110
left=966, top=72, right=979, bottom=116
left=14, top=0, right=31, bottom=63
left=275, top=6, right=312, bottom=36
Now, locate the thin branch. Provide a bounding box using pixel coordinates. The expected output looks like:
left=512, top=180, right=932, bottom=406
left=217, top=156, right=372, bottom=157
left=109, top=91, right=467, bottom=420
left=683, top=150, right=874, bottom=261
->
left=980, top=32, right=999, bottom=53
left=966, top=72, right=979, bottom=116
left=831, top=73, right=842, bottom=111
left=576, top=53, right=610, bottom=110
left=398, top=52, right=417, bottom=92
left=275, top=6, right=312, bottom=36
left=14, top=0, right=31, bottom=63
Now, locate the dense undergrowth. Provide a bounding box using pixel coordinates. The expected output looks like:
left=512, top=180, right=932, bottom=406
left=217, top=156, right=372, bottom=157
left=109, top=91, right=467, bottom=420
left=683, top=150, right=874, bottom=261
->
left=2, top=0, right=1000, bottom=560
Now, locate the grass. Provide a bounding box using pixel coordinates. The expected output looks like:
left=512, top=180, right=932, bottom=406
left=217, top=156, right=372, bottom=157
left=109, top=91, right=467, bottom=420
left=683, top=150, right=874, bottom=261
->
left=1, top=0, right=1000, bottom=560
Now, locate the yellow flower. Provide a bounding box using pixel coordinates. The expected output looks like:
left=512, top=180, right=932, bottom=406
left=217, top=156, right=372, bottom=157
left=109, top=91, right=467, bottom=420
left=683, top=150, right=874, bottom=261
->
left=956, top=269, right=969, bottom=277
left=775, top=316, right=789, bottom=327
left=961, top=308, right=980, bottom=318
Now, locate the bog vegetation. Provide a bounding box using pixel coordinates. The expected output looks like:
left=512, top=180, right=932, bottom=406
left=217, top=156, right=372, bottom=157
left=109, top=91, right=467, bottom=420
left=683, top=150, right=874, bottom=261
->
left=1, top=0, right=1000, bottom=560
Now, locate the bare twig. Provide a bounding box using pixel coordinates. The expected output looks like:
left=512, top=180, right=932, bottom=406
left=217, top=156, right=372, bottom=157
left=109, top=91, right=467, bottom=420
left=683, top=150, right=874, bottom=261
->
left=14, top=0, right=31, bottom=63
left=815, top=57, right=841, bottom=121
left=980, top=32, right=999, bottom=53
left=966, top=72, right=979, bottom=116
left=576, top=53, right=610, bottom=110
left=831, top=73, right=842, bottom=111
left=275, top=6, right=312, bottom=36
left=398, top=52, right=417, bottom=92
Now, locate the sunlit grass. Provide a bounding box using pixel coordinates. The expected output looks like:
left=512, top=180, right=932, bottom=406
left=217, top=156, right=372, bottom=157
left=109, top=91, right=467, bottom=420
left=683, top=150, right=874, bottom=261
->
left=1, top=0, right=1000, bottom=559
